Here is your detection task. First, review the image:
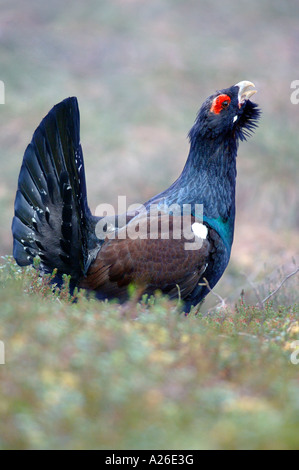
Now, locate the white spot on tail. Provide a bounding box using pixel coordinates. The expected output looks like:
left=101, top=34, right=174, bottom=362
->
left=192, top=222, right=208, bottom=239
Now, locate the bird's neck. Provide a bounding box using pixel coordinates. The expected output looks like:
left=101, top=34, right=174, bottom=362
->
left=161, top=135, right=238, bottom=248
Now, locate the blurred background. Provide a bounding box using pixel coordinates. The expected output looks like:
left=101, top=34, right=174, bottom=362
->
left=0, top=0, right=298, bottom=303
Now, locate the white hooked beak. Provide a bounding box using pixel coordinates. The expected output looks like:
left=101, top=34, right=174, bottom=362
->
left=235, top=81, right=257, bottom=107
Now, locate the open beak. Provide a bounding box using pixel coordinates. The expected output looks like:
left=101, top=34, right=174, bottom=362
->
left=235, top=81, right=257, bottom=107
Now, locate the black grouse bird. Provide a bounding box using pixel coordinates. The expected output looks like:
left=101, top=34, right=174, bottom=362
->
left=12, top=81, right=260, bottom=312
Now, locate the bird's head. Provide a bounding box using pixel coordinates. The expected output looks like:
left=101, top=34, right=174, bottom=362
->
left=189, top=81, right=261, bottom=144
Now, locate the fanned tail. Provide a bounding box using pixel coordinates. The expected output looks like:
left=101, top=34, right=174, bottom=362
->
left=12, top=97, right=98, bottom=282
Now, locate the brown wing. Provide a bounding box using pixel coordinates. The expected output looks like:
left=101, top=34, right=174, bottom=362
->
left=80, top=213, right=210, bottom=301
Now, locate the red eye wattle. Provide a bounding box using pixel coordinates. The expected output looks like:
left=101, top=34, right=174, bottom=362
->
left=210, top=94, right=231, bottom=115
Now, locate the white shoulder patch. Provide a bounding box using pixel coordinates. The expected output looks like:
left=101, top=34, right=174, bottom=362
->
left=233, top=115, right=238, bottom=123
left=191, top=222, right=208, bottom=239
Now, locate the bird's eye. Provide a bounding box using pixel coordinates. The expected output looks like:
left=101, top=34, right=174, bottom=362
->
left=210, top=94, right=231, bottom=114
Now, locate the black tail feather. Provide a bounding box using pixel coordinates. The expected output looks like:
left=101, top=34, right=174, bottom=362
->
left=12, top=97, right=97, bottom=281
